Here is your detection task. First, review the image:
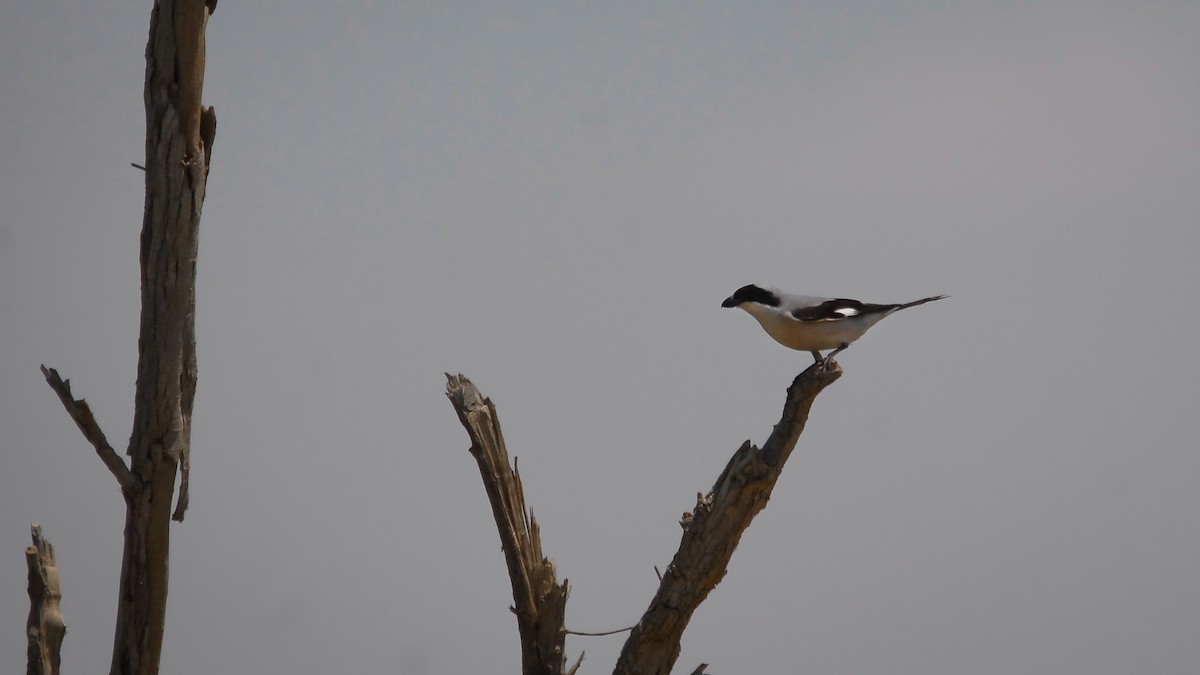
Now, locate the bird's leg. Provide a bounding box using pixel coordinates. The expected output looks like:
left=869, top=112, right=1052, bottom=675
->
left=810, top=350, right=824, bottom=364
left=823, top=342, right=851, bottom=367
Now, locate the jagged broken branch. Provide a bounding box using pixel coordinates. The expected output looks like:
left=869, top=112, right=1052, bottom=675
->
left=39, top=366, right=135, bottom=491
left=446, top=374, right=576, bottom=675
left=26, top=524, right=65, bottom=675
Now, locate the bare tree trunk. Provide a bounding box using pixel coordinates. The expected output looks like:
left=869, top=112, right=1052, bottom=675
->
left=445, top=363, right=841, bottom=675
left=38, top=2, right=216, bottom=674
left=26, top=525, right=65, bottom=675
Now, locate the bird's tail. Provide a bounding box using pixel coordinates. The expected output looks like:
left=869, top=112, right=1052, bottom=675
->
left=896, top=295, right=948, bottom=311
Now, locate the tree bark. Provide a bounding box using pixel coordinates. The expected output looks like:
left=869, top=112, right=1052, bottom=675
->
left=26, top=525, right=65, bottom=675
left=39, top=2, right=215, bottom=674
left=113, top=1, right=214, bottom=671
left=612, top=363, right=840, bottom=675
left=445, top=374, right=579, bottom=675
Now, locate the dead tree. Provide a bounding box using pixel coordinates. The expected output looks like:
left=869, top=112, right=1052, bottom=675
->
left=26, top=525, right=65, bottom=675
left=446, top=363, right=842, bottom=675
left=37, top=2, right=216, bottom=674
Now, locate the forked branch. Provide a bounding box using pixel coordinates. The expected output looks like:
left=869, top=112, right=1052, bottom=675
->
left=446, top=360, right=839, bottom=675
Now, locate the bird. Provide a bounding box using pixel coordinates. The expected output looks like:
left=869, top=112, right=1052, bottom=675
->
left=722, top=284, right=947, bottom=366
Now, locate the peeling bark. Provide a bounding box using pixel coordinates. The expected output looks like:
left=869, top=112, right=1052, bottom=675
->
left=26, top=525, right=65, bottom=675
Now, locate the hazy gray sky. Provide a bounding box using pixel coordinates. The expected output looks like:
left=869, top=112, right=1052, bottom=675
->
left=2, top=2, right=1199, bottom=673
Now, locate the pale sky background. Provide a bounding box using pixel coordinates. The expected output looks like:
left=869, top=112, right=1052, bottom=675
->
left=2, top=2, right=1199, bottom=674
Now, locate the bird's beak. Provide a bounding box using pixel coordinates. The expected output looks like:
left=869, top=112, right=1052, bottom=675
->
left=721, top=296, right=740, bottom=308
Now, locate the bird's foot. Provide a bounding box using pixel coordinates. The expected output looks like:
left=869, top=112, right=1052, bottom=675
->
left=820, top=343, right=850, bottom=370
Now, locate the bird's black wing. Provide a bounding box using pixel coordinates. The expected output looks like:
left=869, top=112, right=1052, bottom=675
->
left=790, top=299, right=898, bottom=322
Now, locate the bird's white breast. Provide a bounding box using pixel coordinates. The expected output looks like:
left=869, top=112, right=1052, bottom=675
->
left=740, top=303, right=889, bottom=351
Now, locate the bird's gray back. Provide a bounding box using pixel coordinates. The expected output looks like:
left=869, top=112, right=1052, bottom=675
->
left=774, top=291, right=834, bottom=311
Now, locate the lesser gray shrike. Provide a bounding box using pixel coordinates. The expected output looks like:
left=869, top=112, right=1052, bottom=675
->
left=722, top=284, right=947, bottom=366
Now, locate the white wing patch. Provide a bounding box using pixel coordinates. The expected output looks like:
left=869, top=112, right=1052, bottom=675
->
left=834, top=307, right=859, bottom=317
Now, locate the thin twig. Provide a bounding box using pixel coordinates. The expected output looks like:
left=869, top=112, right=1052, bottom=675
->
left=566, top=651, right=584, bottom=675
left=564, top=624, right=636, bottom=637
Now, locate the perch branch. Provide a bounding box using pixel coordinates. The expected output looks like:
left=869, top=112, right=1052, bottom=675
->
left=613, top=361, right=842, bottom=675
left=26, top=524, right=66, bottom=675
left=446, top=374, right=571, bottom=675
left=40, top=365, right=136, bottom=491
